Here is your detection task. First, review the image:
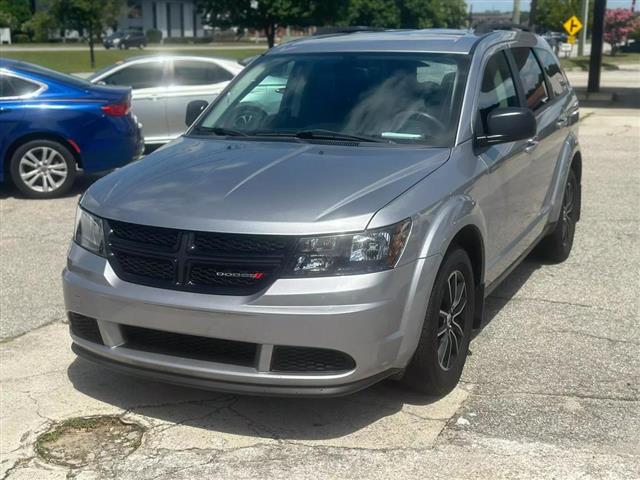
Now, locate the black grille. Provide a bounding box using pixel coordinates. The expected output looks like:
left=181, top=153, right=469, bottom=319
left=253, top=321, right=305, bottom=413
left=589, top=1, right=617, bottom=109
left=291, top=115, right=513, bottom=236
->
left=68, top=312, right=104, bottom=345
left=121, top=325, right=258, bottom=366
left=110, top=220, right=179, bottom=249
left=113, top=251, right=175, bottom=281
left=105, top=219, right=295, bottom=295
left=271, top=346, right=356, bottom=373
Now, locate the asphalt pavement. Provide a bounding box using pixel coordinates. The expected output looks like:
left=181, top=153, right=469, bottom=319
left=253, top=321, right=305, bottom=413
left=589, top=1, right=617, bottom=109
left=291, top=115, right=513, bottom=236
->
left=1, top=91, right=639, bottom=477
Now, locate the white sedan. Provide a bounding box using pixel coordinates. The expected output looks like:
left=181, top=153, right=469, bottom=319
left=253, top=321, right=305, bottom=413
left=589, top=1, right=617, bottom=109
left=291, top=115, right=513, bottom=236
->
left=90, top=56, right=243, bottom=146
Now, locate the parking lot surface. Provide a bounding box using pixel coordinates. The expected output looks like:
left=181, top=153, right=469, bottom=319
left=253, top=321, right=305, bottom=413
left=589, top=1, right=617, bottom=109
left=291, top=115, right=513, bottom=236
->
left=1, top=104, right=639, bottom=478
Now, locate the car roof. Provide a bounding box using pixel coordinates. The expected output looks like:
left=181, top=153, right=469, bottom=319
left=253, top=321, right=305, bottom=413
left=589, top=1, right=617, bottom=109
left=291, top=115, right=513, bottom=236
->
left=268, top=28, right=539, bottom=56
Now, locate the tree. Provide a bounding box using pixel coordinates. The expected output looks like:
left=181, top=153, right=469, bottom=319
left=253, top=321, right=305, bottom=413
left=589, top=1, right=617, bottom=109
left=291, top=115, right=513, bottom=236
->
left=48, top=0, right=123, bottom=67
left=343, top=0, right=400, bottom=28
left=343, top=0, right=468, bottom=30
left=0, top=0, right=31, bottom=31
left=604, top=8, right=640, bottom=55
left=533, top=0, right=580, bottom=32
left=23, top=11, right=60, bottom=42
left=197, top=0, right=342, bottom=48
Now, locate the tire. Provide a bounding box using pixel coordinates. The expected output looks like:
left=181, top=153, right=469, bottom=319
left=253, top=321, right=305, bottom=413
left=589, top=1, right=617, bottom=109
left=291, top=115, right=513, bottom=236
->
left=401, top=248, right=475, bottom=396
left=535, top=169, right=580, bottom=263
left=9, top=140, right=77, bottom=199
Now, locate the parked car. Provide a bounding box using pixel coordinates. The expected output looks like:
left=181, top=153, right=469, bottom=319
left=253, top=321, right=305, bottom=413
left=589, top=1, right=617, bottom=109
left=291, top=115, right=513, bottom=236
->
left=64, top=29, right=581, bottom=396
left=103, top=30, right=147, bottom=50
left=0, top=59, right=143, bottom=198
left=89, top=56, right=243, bottom=145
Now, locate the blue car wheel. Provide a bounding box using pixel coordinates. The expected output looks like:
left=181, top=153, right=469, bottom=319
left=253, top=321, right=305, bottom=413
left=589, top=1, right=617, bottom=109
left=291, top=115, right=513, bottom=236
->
left=10, top=139, right=77, bottom=198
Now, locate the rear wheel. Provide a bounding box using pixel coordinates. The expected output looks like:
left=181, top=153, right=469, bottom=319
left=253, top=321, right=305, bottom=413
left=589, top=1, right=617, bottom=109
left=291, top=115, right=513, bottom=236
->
left=9, top=140, right=76, bottom=198
left=401, top=248, right=475, bottom=396
left=536, top=169, right=579, bottom=263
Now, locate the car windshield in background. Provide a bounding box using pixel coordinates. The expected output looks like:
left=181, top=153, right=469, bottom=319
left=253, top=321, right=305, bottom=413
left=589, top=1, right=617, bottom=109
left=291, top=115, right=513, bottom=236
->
left=194, top=52, right=469, bottom=147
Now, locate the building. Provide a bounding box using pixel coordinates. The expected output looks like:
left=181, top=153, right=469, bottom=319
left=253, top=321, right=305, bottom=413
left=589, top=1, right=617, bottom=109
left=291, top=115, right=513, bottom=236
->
left=118, top=0, right=206, bottom=39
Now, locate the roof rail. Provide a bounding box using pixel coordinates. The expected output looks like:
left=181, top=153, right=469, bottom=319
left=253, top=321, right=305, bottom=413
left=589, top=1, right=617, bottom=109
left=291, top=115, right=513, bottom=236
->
left=313, top=26, right=388, bottom=36
left=473, top=22, right=531, bottom=34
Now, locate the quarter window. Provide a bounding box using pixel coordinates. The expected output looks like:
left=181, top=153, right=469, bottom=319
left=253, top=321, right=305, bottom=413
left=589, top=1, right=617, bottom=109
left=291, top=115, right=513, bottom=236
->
left=172, top=61, right=233, bottom=86
left=102, top=62, right=166, bottom=89
left=511, top=47, right=549, bottom=111
left=0, top=75, right=40, bottom=98
left=478, top=51, right=518, bottom=131
left=535, top=48, right=568, bottom=97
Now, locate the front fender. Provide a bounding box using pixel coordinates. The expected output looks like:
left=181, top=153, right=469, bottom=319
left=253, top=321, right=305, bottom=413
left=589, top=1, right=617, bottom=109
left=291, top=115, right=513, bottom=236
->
left=548, top=132, right=580, bottom=224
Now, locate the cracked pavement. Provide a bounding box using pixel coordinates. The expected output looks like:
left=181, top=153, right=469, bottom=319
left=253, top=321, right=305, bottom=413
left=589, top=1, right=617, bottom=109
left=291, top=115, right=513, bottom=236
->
left=1, top=98, right=639, bottom=477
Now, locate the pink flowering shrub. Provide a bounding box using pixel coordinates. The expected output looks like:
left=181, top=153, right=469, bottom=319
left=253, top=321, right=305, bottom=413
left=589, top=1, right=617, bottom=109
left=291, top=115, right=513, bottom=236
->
left=604, top=8, right=640, bottom=55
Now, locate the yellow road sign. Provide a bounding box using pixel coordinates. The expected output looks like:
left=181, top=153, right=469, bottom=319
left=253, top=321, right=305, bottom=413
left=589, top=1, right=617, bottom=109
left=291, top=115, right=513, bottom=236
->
left=563, top=15, right=583, bottom=36
left=567, top=35, right=576, bottom=44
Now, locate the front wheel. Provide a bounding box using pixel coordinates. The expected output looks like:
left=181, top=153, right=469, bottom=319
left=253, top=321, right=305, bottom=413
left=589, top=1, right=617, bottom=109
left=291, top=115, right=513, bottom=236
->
left=401, top=248, right=475, bottom=396
left=9, top=140, right=77, bottom=198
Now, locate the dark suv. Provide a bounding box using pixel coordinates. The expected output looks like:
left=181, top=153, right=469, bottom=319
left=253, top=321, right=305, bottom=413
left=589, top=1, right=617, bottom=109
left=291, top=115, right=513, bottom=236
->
left=103, top=31, right=147, bottom=50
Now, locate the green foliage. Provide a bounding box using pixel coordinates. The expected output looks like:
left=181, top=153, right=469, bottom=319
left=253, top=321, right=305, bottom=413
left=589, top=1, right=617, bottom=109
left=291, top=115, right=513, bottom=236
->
left=343, top=0, right=401, bottom=28
left=534, top=0, right=580, bottom=32
left=0, top=0, right=31, bottom=30
left=146, top=28, right=163, bottom=43
left=197, top=0, right=468, bottom=47
left=48, top=0, right=123, bottom=36
left=23, top=11, right=60, bottom=42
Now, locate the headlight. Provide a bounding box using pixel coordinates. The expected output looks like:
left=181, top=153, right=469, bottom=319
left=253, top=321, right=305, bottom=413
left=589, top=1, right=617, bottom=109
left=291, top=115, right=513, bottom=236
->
left=74, top=206, right=105, bottom=256
left=285, top=219, right=411, bottom=277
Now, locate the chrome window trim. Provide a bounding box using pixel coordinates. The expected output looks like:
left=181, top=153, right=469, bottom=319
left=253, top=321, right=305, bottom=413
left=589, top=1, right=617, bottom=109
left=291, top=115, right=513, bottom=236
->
left=0, top=69, right=48, bottom=100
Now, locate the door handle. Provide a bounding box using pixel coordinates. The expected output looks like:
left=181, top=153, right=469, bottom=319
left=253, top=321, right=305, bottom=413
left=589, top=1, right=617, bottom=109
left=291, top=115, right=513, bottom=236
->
left=556, top=117, right=568, bottom=127
left=524, top=138, right=539, bottom=154
left=0, top=107, right=12, bottom=114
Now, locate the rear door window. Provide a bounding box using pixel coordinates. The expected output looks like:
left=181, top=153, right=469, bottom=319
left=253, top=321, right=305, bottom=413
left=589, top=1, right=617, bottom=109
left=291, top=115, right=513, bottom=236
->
left=510, top=47, right=549, bottom=111
left=534, top=48, right=569, bottom=97
left=0, top=75, right=40, bottom=98
left=102, top=62, right=166, bottom=89
left=477, top=51, right=518, bottom=131
left=172, top=60, right=234, bottom=86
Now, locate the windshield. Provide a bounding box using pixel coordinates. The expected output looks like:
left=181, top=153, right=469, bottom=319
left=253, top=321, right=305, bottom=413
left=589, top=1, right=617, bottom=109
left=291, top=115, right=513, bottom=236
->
left=193, top=52, right=469, bottom=146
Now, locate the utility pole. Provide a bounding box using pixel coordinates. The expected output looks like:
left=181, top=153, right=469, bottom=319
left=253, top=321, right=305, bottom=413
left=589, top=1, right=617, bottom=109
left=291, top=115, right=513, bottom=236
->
left=512, top=0, right=521, bottom=24
left=529, top=0, right=538, bottom=30
left=588, top=0, right=607, bottom=93
left=578, top=0, right=589, bottom=56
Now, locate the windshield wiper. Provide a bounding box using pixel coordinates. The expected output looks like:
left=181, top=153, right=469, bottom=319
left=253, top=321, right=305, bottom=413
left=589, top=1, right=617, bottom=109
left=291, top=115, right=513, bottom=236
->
left=192, top=126, right=248, bottom=137
left=253, top=129, right=390, bottom=143
left=294, top=129, right=391, bottom=143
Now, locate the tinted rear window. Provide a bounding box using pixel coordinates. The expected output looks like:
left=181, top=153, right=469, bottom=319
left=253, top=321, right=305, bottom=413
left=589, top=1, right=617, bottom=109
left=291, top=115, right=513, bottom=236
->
left=12, top=63, right=92, bottom=90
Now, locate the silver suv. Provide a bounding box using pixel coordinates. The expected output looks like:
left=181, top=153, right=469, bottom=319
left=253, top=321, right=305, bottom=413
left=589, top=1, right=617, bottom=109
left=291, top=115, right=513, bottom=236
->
left=63, top=29, right=581, bottom=397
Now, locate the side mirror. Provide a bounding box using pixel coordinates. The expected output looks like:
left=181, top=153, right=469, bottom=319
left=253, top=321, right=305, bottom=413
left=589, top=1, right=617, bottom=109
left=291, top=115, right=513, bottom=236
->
left=475, top=107, right=536, bottom=147
left=185, top=100, right=208, bottom=127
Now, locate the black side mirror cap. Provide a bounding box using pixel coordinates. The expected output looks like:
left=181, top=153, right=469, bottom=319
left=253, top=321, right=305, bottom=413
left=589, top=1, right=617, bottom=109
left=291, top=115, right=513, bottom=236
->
left=475, top=107, right=537, bottom=147
left=185, top=100, right=208, bottom=127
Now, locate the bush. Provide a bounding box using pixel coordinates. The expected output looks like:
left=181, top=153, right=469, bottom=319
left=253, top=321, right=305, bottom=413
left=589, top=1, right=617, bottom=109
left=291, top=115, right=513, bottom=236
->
left=163, top=36, right=212, bottom=44
left=146, top=28, right=162, bottom=43
left=12, top=33, right=30, bottom=43
left=23, top=11, right=58, bottom=42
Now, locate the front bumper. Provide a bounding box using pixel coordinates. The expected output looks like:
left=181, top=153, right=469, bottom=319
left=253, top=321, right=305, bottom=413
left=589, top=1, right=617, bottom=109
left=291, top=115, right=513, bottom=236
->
left=63, top=243, right=440, bottom=396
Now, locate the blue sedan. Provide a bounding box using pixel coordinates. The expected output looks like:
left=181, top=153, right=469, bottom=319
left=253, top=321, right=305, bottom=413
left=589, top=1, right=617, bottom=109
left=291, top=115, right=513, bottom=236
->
left=0, top=59, right=143, bottom=198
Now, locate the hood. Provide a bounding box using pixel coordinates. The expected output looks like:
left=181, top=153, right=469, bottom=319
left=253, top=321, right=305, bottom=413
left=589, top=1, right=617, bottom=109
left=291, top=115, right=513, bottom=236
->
left=82, top=137, right=449, bottom=235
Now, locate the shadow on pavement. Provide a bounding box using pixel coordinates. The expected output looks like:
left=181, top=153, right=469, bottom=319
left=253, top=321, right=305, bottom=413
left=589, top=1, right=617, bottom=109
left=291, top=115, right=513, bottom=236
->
left=67, top=358, right=443, bottom=441
left=65, top=255, right=546, bottom=441
left=575, top=86, right=640, bottom=109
